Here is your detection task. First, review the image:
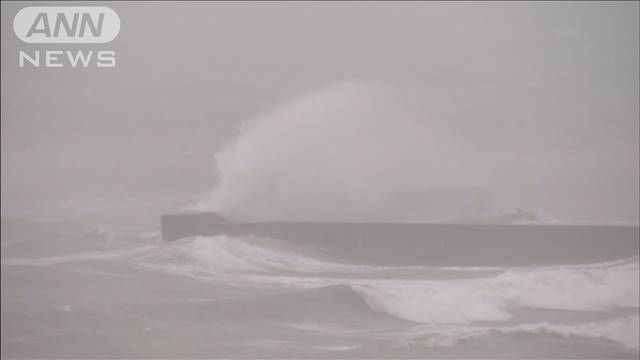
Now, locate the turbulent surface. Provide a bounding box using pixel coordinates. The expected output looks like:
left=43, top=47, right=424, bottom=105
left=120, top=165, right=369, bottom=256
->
left=1, top=218, right=639, bottom=358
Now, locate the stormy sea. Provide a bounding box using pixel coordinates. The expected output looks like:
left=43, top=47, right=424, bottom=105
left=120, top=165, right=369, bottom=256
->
left=2, top=217, right=638, bottom=359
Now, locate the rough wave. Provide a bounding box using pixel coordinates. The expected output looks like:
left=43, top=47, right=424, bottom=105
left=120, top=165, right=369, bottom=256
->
left=129, top=235, right=638, bottom=325
left=8, top=228, right=634, bottom=328
left=353, top=259, right=638, bottom=324
left=396, top=316, right=640, bottom=351
left=132, top=235, right=381, bottom=275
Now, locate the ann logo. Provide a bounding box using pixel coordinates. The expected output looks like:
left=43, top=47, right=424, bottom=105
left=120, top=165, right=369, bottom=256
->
left=14, top=7, right=119, bottom=68
left=14, top=7, right=120, bottom=44
left=27, top=12, right=105, bottom=39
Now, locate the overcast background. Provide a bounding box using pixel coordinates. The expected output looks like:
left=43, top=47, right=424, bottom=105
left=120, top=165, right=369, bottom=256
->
left=1, top=1, right=638, bottom=230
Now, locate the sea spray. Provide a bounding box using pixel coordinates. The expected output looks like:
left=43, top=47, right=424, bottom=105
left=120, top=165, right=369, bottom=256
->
left=193, top=82, right=502, bottom=222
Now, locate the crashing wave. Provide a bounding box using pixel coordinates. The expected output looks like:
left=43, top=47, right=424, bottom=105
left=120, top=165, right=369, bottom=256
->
left=132, top=235, right=381, bottom=275
left=395, top=315, right=640, bottom=351
left=352, top=259, right=638, bottom=324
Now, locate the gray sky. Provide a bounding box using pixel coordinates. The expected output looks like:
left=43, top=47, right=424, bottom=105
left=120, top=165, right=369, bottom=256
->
left=1, top=1, right=638, bottom=229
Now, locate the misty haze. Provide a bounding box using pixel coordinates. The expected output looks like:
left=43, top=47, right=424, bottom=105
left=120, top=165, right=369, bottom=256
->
left=2, top=2, right=639, bottom=359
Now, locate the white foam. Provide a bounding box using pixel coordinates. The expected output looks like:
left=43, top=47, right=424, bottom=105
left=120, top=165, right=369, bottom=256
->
left=133, top=235, right=380, bottom=276
left=353, top=282, right=512, bottom=324
left=351, top=259, right=639, bottom=324
left=397, top=315, right=640, bottom=351
left=311, top=344, right=363, bottom=352
left=122, top=235, right=640, bottom=325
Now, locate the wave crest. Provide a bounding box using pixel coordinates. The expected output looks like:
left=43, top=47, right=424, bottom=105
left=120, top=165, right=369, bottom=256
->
left=133, top=235, right=377, bottom=276
left=352, top=259, right=638, bottom=324
left=396, top=316, right=640, bottom=351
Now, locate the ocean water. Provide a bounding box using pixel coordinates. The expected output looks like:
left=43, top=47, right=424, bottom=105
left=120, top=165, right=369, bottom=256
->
left=1, top=218, right=639, bottom=359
